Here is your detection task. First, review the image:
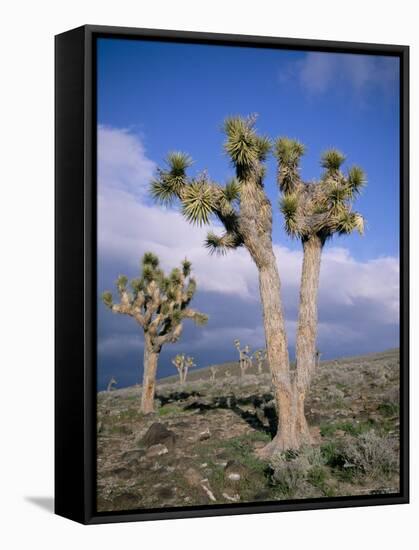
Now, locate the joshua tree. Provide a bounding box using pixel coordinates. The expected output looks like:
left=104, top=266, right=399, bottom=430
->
left=234, top=339, right=252, bottom=377
left=315, top=349, right=322, bottom=368
left=274, top=139, right=366, bottom=449
left=106, top=376, right=117, bottom=392
left=151, top=116, right=293, bottom=454
left=172, top=353, right=196, bottom=384
left=210, top=366, right=217, bottom=383
left=253, top=349, right=267, bottom=374
left=102, top=252, right=207, bottom=413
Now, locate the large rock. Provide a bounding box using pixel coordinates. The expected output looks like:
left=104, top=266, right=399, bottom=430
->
left=140, top=422, right=177, bottom=450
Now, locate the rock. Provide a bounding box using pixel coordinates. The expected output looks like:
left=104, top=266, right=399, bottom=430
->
left=224, top=460, right=249, bottom=482
left=146, top=444, right=169, bottom=457
left=198, top=428, right=211, bottom=441
left=140, top=422, right=177, bottom=450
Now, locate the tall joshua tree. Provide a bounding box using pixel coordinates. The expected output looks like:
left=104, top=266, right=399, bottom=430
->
left=150, top=116, right=293, bottom=454
left=102, top=252, right=207, bottom=414
left=274, top=139, right=366, bottom=447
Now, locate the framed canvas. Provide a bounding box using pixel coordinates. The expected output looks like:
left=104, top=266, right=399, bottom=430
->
left=55, top=25, right=409, bottom=524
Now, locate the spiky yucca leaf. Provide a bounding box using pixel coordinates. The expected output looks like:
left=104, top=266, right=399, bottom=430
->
left=102, top=291, right=113, bottom=308
left=181, top=258, right=192, bottom=277
left=275, top=137, right=305, bottom=164
left=327, top=181, right=351, bottom=210
left=185, top=277, right=197, bottom=300
left=353, top=212, right=365, bottom=235
left=223, top=116, right=259, bottom=170
left=141, top=264, right=154, bottom=283
left=279, top=193, right=299, bottom=236
left=347, top=166, right=366, bottom=195
left=223, top=178, right=241, bottom=203
left=130, top=278, right=143, bottom=293
left=170, top=309, right=182, bottom=326
left=166, top=151, right=193, bottom=174
left=117, top=275, right=128, bottom=290
left=204, top=231, right=239, bottom=255
left=254, top=135, right=272, bottom=161
left=280, top=193, right=298, bottom=217
left=321, top=149, right=346, bottom=171
left=149, top=178, right=178, bottom=206
left=142, top=252, right=159, bottom=268
left=169, top=267, right=182, bottom=286
left=335, top=210, right=364, bottom=235
left=274, top=137, right=306, bottom=193
left=191, top=312, right=208, bottom=326
left=181, top=181, right=217, bottom=225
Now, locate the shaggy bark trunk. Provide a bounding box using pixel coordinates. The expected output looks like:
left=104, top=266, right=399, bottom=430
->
left=295, top=235, right=323, bottom=397
left=255, top=250, right=303, bottom=456
left=267, top=234, right=323, bottom=449
left=140, top=335, right=160, bottom=414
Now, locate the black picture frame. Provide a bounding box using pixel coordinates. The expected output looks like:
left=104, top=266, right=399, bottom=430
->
left=55, top=24, right=409, bottom=525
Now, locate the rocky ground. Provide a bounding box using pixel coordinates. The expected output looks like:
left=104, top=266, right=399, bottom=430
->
left=96, top=349, right=400, bottom=512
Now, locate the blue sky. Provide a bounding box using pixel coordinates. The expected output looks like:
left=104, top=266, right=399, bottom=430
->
left=97, top=37, right=400, bottom=390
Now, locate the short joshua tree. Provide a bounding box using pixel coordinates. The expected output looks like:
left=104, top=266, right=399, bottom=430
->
left=102, top=252, right=207, bottom=414
left=210, top=366, right=217, bottom=383
left=315, top=349, right=322, bottom=368
left=172, top=353, right=196, bottom=384
left=234, top=339, right=252, bottom=377
left=106, top=376, right=117, bottom=392
left=253, top=349, right=267, bottom=374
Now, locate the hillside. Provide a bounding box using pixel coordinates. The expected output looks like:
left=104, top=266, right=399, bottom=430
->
left=97, top=349, right=400, bottom=512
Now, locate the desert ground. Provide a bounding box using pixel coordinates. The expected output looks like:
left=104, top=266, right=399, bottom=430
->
left=96, top=349, right=400, bottom=512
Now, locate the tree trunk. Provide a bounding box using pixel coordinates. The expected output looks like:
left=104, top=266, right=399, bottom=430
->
left=295, top=235, right=323, bottom=401
left=255, top=250, right=302, bottom=456
left=140, top=336, right=160, bottom=414
left=261, top=234, right=323, bottom=452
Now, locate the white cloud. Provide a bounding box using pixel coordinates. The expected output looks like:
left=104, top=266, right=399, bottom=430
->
left=98, top=125, right=156, bottom=198
left=286, top=52, right=399, bottom=97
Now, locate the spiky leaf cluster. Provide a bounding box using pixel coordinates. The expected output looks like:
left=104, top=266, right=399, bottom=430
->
left=150, top=115, right=274, bottom=260
left=276, top=140, right=366, bottom=241
left=224, top=115, right=271, bottom=179
left=102, top=252, right=208, bottom=350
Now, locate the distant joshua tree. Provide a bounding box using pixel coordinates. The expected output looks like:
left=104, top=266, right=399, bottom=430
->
left=272, top=138, right=366, bottom=453
left=253, top=349, right=267, bottom=374
left=106, top=376, right=117, bottom=392
left=102, top=252, right=207, bottom=414
left=234, top=339, right=252, bottom=377
left=172, top=353, right=196, bottom=384
left=315, top=349, right=322, bottom=368
left=210, top=366, right=217, bottom=383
